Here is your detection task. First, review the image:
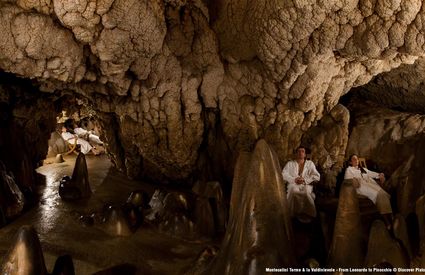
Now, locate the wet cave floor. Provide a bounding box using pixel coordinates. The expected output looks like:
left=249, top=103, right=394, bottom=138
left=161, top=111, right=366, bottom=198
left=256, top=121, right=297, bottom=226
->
left=0, top=154, right=213, bottom=274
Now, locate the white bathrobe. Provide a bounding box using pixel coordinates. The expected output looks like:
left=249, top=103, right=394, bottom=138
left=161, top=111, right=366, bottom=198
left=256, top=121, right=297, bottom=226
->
left=74, top=127, right=103, bottom=145
left=282, top=160, right=320, bottom=219
left=61, top=131, right=92, bottom=154
left=344, top=166, right=386, bottom=204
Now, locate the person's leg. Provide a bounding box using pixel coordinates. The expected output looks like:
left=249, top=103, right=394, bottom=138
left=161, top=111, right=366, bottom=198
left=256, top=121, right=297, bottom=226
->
left=76, top=138, right=93, bottom=154
left=376, top=190, right=393, bottom=230
left=89, top=134, right=103, bottom=145
left=290, top=189, right=316, bottom=223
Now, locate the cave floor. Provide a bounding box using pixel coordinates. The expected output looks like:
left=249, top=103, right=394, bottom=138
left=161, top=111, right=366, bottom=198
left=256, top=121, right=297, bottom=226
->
left=0, top=154, right=211, bottom=274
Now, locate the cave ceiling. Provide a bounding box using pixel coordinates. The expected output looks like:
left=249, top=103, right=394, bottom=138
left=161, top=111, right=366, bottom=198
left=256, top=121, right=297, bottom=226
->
left=1, top=0, right=425, bottom=182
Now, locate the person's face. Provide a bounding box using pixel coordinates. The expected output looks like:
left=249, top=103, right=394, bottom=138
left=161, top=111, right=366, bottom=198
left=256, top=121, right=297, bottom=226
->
left=350, top=155, right=359, bottom=167
left=296, top=148, right=306, bottom=160
left=61, top=126, right=67, bottom=132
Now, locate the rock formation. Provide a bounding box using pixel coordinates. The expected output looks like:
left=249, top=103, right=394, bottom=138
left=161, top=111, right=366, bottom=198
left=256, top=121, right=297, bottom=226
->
left=328, top=179, right=363, bottom=268
left=365, top=220, right=409, bottom=268
left=59, top=153, right=92, bottom=200
left=2, top=1, right=425, bottom=184
left=0, top=226, right=48, bottom=275
left=0, top=161, right=25, bottom=219
left=0, top=1, right=425, bottom=272
left=102, top=205, right=133, bottom=237
left=192, top=181, right=227, bottom=237
left=204, top=139, right=295, bottom=274
left=393, top=214, right=413, bottom=259
left=157, top=192, right=196, bottom=238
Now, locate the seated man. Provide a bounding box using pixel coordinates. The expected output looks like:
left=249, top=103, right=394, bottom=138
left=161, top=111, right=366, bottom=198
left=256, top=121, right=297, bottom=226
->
left=282, top=146, right=320, bottom=222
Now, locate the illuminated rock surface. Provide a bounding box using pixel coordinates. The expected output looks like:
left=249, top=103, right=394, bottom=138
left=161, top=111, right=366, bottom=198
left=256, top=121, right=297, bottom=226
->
left=204, top=139, right=295, bottom=274
left=328, top=180, right=363, bottom=268
left=365, top=220, right=409, bottom=268
left=0, top=226, right=47, bottom=275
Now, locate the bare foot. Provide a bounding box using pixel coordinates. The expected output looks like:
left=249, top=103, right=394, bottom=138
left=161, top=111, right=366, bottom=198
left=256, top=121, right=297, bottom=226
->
left=91, top=147, right=101, bottom=156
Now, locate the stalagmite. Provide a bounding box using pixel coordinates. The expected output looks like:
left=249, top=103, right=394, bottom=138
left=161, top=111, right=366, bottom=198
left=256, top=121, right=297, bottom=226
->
left=393, top=214, right=413, bottom=259
left=51, top=255, right=75, bottom=275
left=54, top=154, right=65, bottom=163
left=192, top=181, right=227, bottom=237
left=102, top=205, right=133, bottom=237
left=365, top=220, right=409, bottom=268
left=126, top=190, right=148, bottom=209
left=204, top=139, right=295, bottom=274
left=193, top=197, right=215, bottom=237
left=328, top=179, right=363, bottom=268
left=59, top=153, right=91, bottom=200
left=0, top=226, right=48, bottom=275
left=158, top=192, right=195, bottom=238
left=416, top=194, right=425, bottom=247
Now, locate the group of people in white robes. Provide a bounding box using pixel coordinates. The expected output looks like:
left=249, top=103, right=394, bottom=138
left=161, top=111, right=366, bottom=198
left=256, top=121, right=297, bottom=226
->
left=282, top=147, right=392, bottom=227
left=60, top=118, right=104, bottom=155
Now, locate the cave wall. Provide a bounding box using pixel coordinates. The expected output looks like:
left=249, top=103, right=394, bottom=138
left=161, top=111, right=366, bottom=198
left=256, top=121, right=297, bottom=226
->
left=2, top=1, right=425, bottom=183
left=360, top=57, right=425, bottom=114
left=0, top=73, right=58, bottom=193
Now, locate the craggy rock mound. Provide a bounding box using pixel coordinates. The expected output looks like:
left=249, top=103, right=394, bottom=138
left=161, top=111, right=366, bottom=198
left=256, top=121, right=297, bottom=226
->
left=302, top=104, right=350, bottom=192
left=2, top=1, right=425, bottom=182
left=204, top=139, right=295, bottom=274
left=360, top=57, right=425, bottom=114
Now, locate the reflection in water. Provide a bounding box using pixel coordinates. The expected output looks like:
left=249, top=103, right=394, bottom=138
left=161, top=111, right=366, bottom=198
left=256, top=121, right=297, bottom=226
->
left=36, top=156, right=111, bottom=235
left=2, top=154, right=209, bottom=274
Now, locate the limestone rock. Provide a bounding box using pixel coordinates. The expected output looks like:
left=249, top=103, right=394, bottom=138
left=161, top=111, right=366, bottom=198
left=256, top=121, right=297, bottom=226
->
left=205, top=139, right=295, bottom=274
left=365, top=220, right=409, bottom=268
left=47, top=132, right=68, bottom=158
left=145, top=189, right=166, bottom=221
left=184, top=246, right=218, bottom=275
left=0, top=161, right=25, bottom=219
left=54, top=154, right=65, bottom=163
left=102, top=205, right=133, bottom=237
left=157, top=192, right=196, bottom=238
left=0, top=73, right=57, bottom=206
left=0, top=226, right=48, bottom=275
left=193, top=197, right=215, bottom=238
left=361, top=57, right=425, bottom=113
left=3, top=1, right=425, bottom=183
left=328, top=179, right=363, bottom=268
left=302, top=104, right=350, bottom=193
left=192, top=181, right=227, bottom=236
left=51, top=255, right=75, bottom=275
left=126, top=190, right=149, bottom=209
left=393, top=214, right=413, bottom=259
left=59, top=153, right=91, bottom=200
left=417, top=195, right=425, bottom=250
left=70, top=152, right=91, bottom=198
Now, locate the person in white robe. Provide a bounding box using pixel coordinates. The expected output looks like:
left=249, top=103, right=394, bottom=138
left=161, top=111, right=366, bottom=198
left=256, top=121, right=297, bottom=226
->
left=344, top=154, right=392, bottom=226
left=74, top=126, right=103, bottom=146
left=282, top=146, right=320, bottom=222
left=61, top=126, right=95, bottom=155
